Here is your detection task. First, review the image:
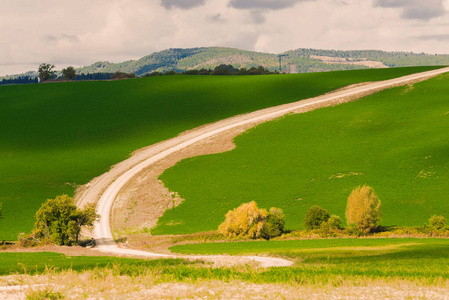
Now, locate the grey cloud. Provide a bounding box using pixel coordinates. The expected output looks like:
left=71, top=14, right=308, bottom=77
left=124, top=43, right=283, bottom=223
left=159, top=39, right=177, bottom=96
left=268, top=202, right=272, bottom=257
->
left=374, top=0, right=445, bottom=20
left=208, top=13, right=226, bottom=23
left=44, top=35, right=57, bottom=42
left=418, top=34, right=449, bottom=41
left=160, top=0, right=205, bottom=10
left=43, top=34, right=78, bottom=44
left=250, top=10, right=266, bottom=24
left=229, top=0, right=309, bottom=10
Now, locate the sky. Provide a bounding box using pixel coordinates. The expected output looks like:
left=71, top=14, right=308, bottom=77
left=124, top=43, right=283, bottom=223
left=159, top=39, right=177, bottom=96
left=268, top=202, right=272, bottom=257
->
left=2, top=0, right=449, bottom=76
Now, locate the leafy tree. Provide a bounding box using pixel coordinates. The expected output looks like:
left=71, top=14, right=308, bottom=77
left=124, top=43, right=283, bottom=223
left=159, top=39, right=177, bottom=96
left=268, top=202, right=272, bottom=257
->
left=0, top=202, right=2, bottom=220
left=304, top=205, right=330, bottom=230
left=346, top=185, right=382, bottom=233
left=62, top=66, right=77, bottom=80
left=211, top=64, right=238, bottom=75
left=32, top=195, right=98, bottom=245
left=429, top=215, right=447, bottom=231
left=261, top=207, right=285, bottom=239
left=326, top=215, right=342, bottom=229
left=218, top=201, right=268, bottom=239
left=111, top=71, right=136, bottom=80
left=218, top=201, right=284, bottom=239
left=38, top=63, right=56, bottom=81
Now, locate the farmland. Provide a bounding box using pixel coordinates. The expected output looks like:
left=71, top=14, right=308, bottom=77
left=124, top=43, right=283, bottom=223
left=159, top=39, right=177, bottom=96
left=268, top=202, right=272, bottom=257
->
left=155, top=71, right=449, bottom=235
left=169, top=238, right=449, bottom=283
left=0, top=67, right=437, bottom=240
left=2, top=239, right=449, bottom=298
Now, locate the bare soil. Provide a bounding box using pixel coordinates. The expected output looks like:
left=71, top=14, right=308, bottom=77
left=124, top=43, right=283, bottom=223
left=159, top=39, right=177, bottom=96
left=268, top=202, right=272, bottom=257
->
left=1, top=275, right=449, bottom=299
left=310, top=55, right=388, bottom=69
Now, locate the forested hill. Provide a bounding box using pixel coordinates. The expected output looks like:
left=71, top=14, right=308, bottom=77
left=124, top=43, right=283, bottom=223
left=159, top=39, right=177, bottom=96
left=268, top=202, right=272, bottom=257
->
left=77, top=47, right=449, bottom=75
left=3, top=47, right=449, bottom=82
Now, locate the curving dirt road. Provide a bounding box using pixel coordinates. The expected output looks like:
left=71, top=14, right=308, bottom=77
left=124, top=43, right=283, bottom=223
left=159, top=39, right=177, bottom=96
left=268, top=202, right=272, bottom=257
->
left=76, top=67, right=449, bottom=267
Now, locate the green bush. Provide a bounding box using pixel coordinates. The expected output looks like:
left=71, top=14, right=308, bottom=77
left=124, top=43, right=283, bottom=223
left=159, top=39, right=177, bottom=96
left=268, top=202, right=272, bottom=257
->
left=429, top=215, right=447, bottom=231
left=327, top=215, right=342, bottom=229
left=304, top=206, right=330, bottom=230
left=261, top=207, right=285, bottom=240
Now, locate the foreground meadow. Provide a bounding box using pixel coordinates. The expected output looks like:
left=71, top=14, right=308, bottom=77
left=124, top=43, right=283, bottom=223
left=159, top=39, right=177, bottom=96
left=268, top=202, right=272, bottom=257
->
left=0, top=67, right=437, bottom=240
left=155, top=72, right=449, bottom=235
left=1, top=238, right=449, bottom=298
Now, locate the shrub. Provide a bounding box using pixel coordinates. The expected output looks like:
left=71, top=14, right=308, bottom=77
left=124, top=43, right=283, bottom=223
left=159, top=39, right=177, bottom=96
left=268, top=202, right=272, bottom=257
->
left=261, top=207, right=285, bottom=240
left=304, top=205, right=330, bottom=230
left=218, top=202, right=284, bottom=239
left=345, top=185, right=381, bottom=234
left=32, top=195, right=99, bottom=245
left=218, top=201, right=267, bottom=239
left=429, top=215, right=447, bottom=231
left=111, top=71, right=136, bottom=80
left=327, top=215, right=342, bottom=229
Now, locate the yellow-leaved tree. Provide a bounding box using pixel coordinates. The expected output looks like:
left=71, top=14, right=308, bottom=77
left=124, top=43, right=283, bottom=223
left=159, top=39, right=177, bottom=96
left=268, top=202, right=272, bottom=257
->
left=218, top=201, right=284, bottom=239
left=345, top=185, right=381, bottom=233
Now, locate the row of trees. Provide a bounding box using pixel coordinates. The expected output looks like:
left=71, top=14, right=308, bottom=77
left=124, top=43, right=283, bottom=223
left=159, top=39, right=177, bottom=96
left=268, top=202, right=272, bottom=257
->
left=218, top=185, right=448, bottom=240
left=305, top=185, right=382, bottom=234
left=218, top=185, right=382, bottom=240
left=38, top=63, right=77, bottom=81
left=145, top=64, right=275, bottom=77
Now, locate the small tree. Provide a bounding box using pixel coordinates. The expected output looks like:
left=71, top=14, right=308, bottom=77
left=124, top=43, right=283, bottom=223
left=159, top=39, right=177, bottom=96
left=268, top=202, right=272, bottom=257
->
left=327, top=215, right=342, bottom=229
left=346, top=185, right=381, bottom=233
left=218, top=201, right=268, bottom=239
left=33, top=195, right=98, bottom=245
left=38, top=63, right=56, bottom=81
left=304, top=205, right=330, bottom=230
left=62, top=66, right=77, bottom=80
left=261, top=207, right=285, bottom=239
left=429, top=215, right=447, bottom=231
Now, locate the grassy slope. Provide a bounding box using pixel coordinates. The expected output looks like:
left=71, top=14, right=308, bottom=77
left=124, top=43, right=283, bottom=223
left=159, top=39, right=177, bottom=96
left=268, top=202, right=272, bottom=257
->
left=0, top=252, right=191, bottom=276
left=155, top=71, right=449, bottom=235
left=170, top=238, right=449, bottom=282
left=0, top=67, right=439, bottom=240
left=3, top=239, right=449, bottom=283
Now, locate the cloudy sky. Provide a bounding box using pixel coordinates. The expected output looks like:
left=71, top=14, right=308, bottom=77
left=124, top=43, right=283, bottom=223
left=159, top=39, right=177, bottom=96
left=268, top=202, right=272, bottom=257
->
left=2, top=0, right=449, bottom=76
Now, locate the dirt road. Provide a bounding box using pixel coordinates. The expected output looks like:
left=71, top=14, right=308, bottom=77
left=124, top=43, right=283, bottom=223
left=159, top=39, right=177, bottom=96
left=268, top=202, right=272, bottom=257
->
left=75, top=67, right=449, bottom=267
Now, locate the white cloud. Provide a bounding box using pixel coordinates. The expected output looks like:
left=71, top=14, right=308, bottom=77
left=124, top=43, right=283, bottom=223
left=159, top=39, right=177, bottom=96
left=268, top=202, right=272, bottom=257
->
left=1, top=0, right=449, bottom=76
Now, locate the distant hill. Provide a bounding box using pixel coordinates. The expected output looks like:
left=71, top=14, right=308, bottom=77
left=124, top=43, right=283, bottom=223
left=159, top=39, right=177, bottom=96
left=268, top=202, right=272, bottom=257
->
left=3, top=47, right=449, bottom=83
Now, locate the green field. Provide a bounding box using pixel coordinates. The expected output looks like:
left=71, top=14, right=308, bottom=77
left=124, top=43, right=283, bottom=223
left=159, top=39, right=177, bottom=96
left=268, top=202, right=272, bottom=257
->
left=1, top=67, right=437, bottom=240
left=169, top=238, right=449, bottom=283
left=3, top=238, right=449, bottom=284
left=155, top=71, right=449, bottom=235
left=0, top=252, right=191, bottom=276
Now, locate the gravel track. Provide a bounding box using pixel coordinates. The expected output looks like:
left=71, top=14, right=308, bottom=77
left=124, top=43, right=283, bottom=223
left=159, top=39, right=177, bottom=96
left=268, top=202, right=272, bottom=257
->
left=75, top=67, right=449, bottom=268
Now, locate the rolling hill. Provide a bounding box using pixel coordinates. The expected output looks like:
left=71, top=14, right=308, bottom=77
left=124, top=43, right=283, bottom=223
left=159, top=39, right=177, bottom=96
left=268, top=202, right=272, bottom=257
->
left=154, top=70, right=449, bottom=235
left=3, top=47, right=449, bottom=83
left=0, top=67, right=435, bottom=240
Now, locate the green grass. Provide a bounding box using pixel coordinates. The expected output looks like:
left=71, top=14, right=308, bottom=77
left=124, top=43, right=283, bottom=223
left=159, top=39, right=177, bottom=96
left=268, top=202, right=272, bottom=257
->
left=0, top=251, right=192, bottom=276
left=169, top=238, right=449, bottom=283
left=155, top=71, right=449, bottom=235
left=3, top=239, right=449, bottom=284
left=170, top=237, right=448, bottom=255
left=0, top=67, right=437, bottom=240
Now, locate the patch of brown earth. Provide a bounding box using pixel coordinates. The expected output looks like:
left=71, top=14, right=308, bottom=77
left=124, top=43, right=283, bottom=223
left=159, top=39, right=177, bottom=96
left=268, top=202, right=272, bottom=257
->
left=310, top=54, right=388, bottom=69
left=111, top=124, right=254, bottom=236
left=2, top=276, right=449, bottom=300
